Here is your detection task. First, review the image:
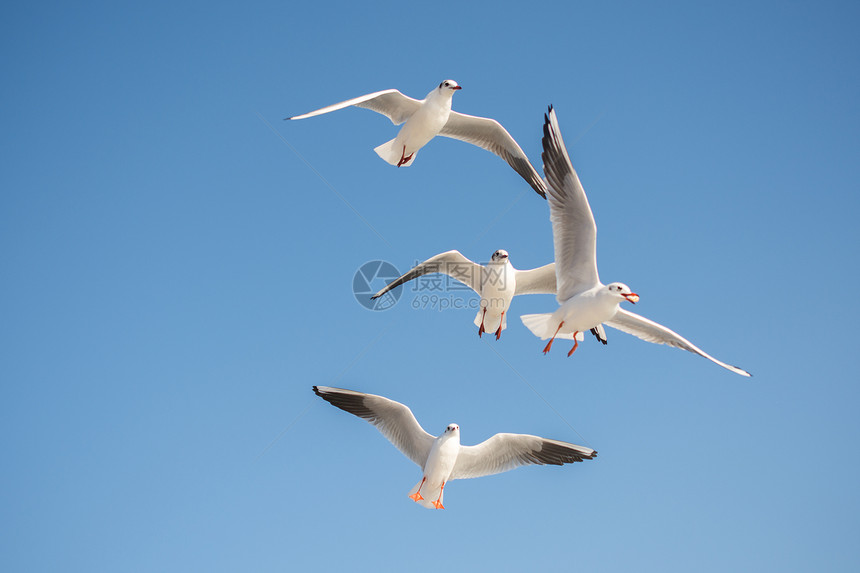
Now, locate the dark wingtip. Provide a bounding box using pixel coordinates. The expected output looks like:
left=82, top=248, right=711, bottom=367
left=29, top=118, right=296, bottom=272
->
left=312, top=385, right=322, bottom=396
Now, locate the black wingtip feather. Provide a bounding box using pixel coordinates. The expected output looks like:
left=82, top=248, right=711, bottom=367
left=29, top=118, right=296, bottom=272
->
left=535, top=440, right=598, bottom=466
left=590, top=327, right=608, bottom=345
left=312, top=386, right=378, bottom=422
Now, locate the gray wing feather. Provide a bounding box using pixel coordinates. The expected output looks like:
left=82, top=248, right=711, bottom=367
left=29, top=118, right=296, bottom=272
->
left=450, top=433, right=596, bottom=480
left=371, top=250, right=484, bottom=299
left=513, top=263, right=557, bottom=295
left=313, top=386, right=436, bottom=467
left=286, top=89, right=422, bottom=125
left=439, top=111, right=547, bottom=198
left=542, top=107, right=601, bottom=302
left=604, top=308, right=751, bottom=377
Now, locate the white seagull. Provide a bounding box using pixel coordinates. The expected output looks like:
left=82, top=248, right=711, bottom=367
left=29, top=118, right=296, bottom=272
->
left=520, top=107, right=751, bottom=377
left=371, top=249, right=608, bottom=343
left=313, top=385, right=596, bottom=509
left=285, top=80, right=547, bottom=198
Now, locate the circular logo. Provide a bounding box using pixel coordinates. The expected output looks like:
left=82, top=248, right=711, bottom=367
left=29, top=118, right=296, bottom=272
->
left=352, top=260, right=402, bottom=311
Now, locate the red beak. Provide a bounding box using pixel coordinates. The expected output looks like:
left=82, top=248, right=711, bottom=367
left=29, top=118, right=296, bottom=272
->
left=452, top=86, right=462, bottom=90
left=623, top=293, right=640, bottom=304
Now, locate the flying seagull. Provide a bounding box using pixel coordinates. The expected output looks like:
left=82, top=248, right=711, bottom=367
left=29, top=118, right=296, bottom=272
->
left=371, top=249, right=607, bottom=343
left=285, top=80, right=547, bottom=198
left=313, top=386, right=596, bottom=509
left=520, top=107, right=751, bottom=377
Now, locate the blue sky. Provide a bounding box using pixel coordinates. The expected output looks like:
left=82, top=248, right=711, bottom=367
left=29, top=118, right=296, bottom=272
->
left=2, top=1, right=859, bottom=571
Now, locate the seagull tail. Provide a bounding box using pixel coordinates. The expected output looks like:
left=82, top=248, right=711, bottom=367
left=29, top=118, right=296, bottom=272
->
left=407, top=480, right=441, bottom=509
left=374, top=138, right=417, bottom=166
left=520, top=313, right=555, bottom=340
left=473, top=309, right=505, bottom=332
left=520, top=313, right=582, bottom=341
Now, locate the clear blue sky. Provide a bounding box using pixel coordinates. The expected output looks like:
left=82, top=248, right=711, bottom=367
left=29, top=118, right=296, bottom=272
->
left=2, top=1, right=859, bottom=571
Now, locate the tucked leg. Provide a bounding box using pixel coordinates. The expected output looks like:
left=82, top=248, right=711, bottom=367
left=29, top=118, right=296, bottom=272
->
left=542, top=321, right=565, bottom=354
left=567, top=334, right=580, bottom=357
left=409, top=477, right=426, bottom=502
left=396, top=146, right=414, bottom=167
left=432, top=482, right=445, bottom=509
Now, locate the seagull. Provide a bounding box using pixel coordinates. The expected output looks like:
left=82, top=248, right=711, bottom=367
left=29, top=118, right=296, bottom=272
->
left=284, top=80, right=547, bottom=198
left=520, top=107, right=751, bottom=377
left=313, top=385, right=596, bottom=509
left=371, top=249, right=608, bottom=343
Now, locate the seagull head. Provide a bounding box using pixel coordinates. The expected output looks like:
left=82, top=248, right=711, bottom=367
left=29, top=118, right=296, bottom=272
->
left=491, top=249, right=509, bottom=262
left=438, top=79, right=462, bottom=93
left=607, top=282, right=639, bottom=304
left=444, top=423, right=460, bottom=435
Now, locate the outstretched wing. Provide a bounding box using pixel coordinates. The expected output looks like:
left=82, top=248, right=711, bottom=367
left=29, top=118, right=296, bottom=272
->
left=440, top=111, right=547, bottom=198
left=286, top=89, right=422, bottom=125
left=371, top=250, right=484, bottom=300
left=604, top=308, right=751, bottom=377
left=450, top=433, right=596, bottom=480
left=313, top=386, right=436, bottom=467
left=513, top=263, right=556, bottom=295
left=541, top=107, right=601, bottom=302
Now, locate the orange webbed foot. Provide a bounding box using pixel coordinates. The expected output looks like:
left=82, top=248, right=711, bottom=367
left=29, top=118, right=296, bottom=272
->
left=409, top=492, right=424, bottom=502
left=432, top=500, right=445, bottom=509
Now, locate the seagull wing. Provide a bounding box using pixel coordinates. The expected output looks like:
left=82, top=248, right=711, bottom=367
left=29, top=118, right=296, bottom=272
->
left=450, top=433, right=596, bottom=480
left=439, top=111, right=547, bottom=198
left=286, top=89, right=422, bottom=125
left=513, top=263, right=557, bottom=295
left=590, top=324, right=608, bottom=345
left=313, top=386, right=436, bottom=467
left=541, top=107, right=601, bottom=302
left=604, top=308, right=751, bottom=377
left=371, top=250, right=484, bottom=300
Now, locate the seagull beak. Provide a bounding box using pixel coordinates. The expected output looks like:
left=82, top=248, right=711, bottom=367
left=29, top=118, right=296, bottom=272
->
left=623, top=293, right=640, bottom=304
left=452, top=85, right=462, bottom=90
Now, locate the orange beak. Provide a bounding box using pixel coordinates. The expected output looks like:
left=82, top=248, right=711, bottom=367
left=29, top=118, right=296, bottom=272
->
left=623, top=293, right=639, bottom=304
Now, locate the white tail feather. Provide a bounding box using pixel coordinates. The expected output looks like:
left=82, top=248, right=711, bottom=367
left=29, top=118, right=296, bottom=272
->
left=520, top=313, right=554, bottom=339
left=407, top=479, right=443, bottom=509
left=473, top=309, right=505, bottom=332
left=374, top=138, right=416, bottom=166
left=520, top=313, right=582, bottom=340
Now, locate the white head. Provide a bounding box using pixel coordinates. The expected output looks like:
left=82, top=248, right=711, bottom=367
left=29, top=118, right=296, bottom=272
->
left=437, top=79, right=462, bottom=94
left=490, top=249, right=509, bottom=262
left=606, top=282, right=640, bottom=304
left=443, top=423, right=460, bottom=436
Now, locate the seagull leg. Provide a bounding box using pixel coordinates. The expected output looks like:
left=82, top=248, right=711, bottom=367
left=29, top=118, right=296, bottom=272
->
left=542, top=321, right=564, bottom=354
left=477, top=308, right=487, bottom=337
left=396, top=146, right=414, bottom=167
left=567, top=334, right=580, bottom=357
left=432, top=482, right=445, bottom=509
left=409, top=477, right=426, bottom=502
left=495, top=311, right=505, bottom=340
